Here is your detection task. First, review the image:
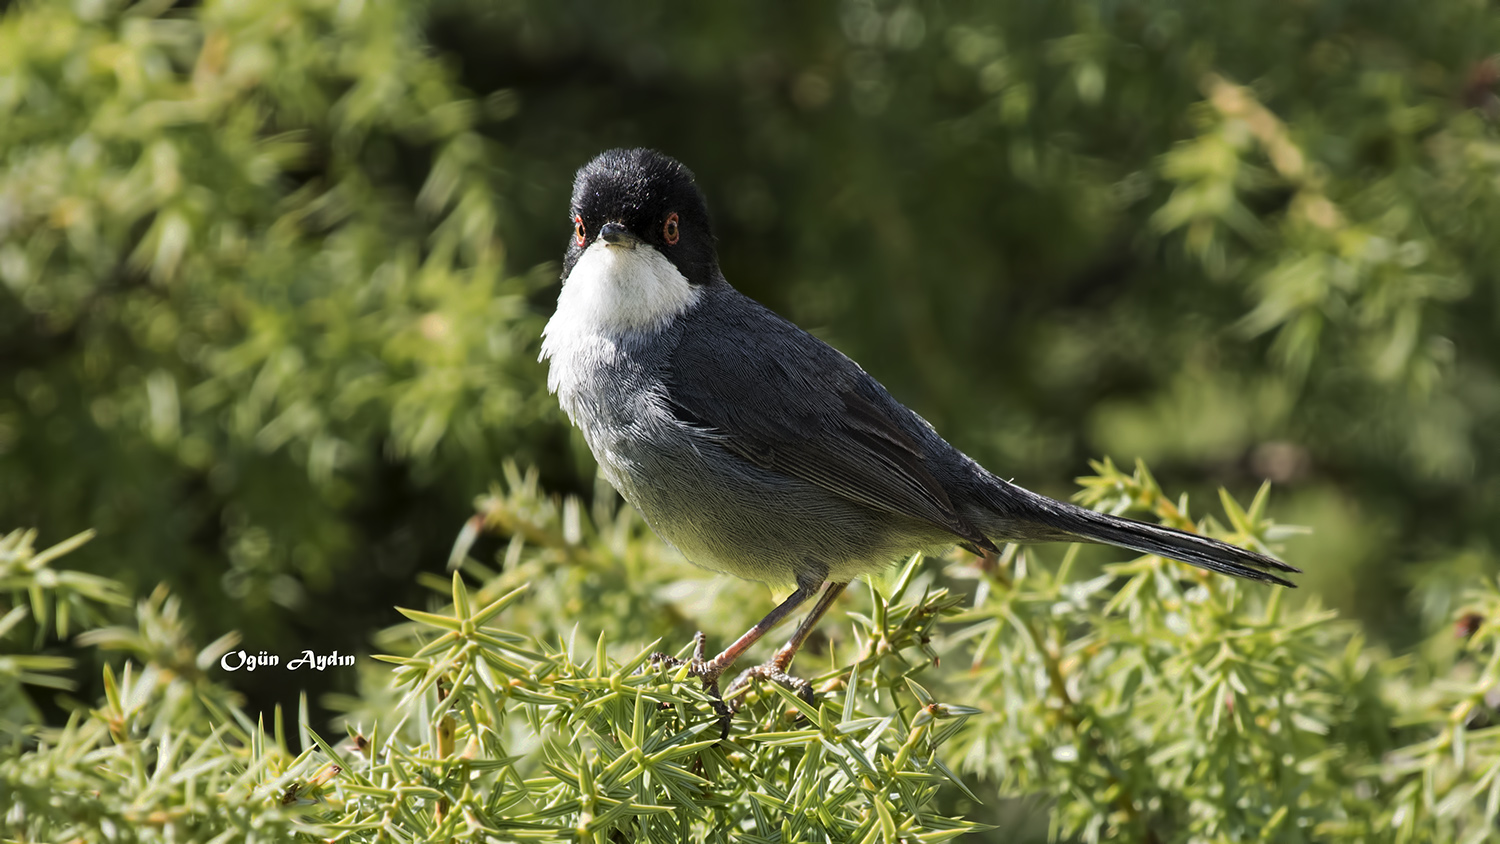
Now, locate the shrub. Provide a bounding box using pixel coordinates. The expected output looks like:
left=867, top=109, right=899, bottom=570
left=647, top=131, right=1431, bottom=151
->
left=4, top=465, right=1500, bottom=842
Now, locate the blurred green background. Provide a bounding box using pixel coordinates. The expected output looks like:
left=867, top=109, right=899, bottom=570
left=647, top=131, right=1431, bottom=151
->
left=3, top=0, right=1499, bottom=717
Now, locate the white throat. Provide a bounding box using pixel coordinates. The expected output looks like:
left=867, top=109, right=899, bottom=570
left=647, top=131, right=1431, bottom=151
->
left=541, top=240, right=700, bottom=358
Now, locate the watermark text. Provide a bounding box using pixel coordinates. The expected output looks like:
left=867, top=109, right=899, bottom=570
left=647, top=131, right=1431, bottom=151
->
left=219, top=649, right=356, bottom=672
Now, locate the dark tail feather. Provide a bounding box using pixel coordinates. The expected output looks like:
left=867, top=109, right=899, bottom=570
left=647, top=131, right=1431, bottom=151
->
left=995, top=485, right=1301, bottom=587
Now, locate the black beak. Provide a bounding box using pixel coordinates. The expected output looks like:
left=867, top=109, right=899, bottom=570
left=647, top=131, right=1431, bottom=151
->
left=599, top=221, right=640, bottom=249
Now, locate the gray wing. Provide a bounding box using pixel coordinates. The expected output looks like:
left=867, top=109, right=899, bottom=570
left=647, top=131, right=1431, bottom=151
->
left=665, top=290, right=997, bottom=553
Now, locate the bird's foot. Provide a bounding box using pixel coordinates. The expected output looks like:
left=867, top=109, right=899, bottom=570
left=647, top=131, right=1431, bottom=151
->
left=648, top=632, right=733, bottom=735
left=725, top=658, right=816, bottom=714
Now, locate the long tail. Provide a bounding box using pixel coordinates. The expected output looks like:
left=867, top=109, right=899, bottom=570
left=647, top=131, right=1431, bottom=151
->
left=983, top=481, right=1301, bottom=587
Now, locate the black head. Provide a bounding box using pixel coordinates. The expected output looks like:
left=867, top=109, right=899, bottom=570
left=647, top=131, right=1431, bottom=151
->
left=564, top=149, right=719, bottom=286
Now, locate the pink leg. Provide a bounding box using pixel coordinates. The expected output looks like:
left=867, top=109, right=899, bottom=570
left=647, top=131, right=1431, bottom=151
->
left=726, top=581, right=850, bottom=707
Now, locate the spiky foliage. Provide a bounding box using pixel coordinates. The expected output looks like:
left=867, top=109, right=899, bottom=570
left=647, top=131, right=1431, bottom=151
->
left=7, top=469, right=1500, bottom=842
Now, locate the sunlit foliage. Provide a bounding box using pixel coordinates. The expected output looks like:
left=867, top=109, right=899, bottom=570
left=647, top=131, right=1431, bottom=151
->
left=6, top=469, right=1500, bottom=841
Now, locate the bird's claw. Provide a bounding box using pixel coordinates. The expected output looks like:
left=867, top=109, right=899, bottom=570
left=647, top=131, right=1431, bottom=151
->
left=649, top=630, right=709, bottom=671
left=725, top=660, right=817, bottom=712
left=647, top=631, right=733, bottom=736
left=646, top=633, right=819, bottom=736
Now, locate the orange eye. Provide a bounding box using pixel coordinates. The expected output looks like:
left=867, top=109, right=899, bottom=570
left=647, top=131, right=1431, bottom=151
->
left=573, top=215, right=586, bottom=246
left=663, top=213, right=679, bottom=245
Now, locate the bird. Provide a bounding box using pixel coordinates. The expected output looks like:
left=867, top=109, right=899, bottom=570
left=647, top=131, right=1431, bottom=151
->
left=540, top=147, right=1299, bottom=718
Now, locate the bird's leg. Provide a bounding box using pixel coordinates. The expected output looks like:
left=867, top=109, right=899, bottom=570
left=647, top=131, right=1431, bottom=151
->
left=650, top=580, right=822, bottom=728
left=726, top=581, right=849, bottom=710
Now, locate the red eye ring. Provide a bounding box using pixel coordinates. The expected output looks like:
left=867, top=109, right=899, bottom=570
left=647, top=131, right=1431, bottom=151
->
left=663, top=213, right=679, bottom=245
left=573, top=215, right=586, bottom=247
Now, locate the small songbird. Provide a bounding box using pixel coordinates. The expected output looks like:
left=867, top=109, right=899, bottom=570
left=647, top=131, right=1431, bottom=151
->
left=541, top=148, right=1298, bottom=713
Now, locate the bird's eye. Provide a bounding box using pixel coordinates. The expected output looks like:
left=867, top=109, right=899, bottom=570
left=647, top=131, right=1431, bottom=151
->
left=663, top=213, right=679, bottom=245
left=573, top=215, right=586, bottom=247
